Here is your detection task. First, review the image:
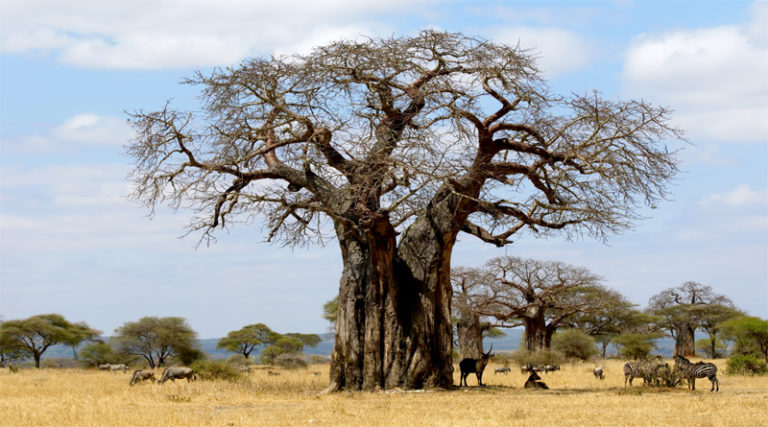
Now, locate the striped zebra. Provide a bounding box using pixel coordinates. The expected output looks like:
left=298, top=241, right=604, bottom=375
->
left=623, top=361, right=649, bottom=387
left=674, top=355, right=719, bottom=392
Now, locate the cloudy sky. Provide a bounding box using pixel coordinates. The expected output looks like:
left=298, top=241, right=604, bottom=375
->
left=1, top=0, right=766, bottom=338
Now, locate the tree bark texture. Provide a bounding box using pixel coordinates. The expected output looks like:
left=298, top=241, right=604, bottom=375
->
left=677, top=324, right=696, bottom=357
left=328, top=189, right=474, bottom=390
left=456, top=310, right=484, bottom=360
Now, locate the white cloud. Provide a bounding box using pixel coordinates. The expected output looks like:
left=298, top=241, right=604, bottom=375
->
left=0, top=0, right=438, bottom=69
left=495, top=27, right=595, bottom=77
left=703, top=184, right=768, bottom=207
left=622, top=3, right=768, bottom=143
left=3, top=113, right=131, bottom=153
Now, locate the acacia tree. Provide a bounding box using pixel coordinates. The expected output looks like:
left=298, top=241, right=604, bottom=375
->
left=567, top=289, right=652, bottom=357
left=127, top=31, right=681, bottom=390
left=217, top=323, right=279, bottom=359
left=0, top=314, right=100, bottom=368
left=648, top=282, right=734, bottom=357
left=114, top=316, right=197, bottom=368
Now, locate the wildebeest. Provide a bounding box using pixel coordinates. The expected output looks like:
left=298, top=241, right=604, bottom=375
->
left=593, top=366, right=604, bottom=380
left=542, top=364, right=560, bottom=374
left=129, top=370, right=156, bottom=385
left=98, top=363, right=127, bottom=372
left=524, top=370, right=549, bottom=389
left=158, top=367, right=196, bottom=383
left=494, top=366, right=511, bottom=375
left=458, top=345, right=493, bottom=387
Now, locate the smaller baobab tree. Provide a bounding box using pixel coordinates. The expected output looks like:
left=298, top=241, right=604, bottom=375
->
left=453, top=256, right=606, bottom=353
left=648, top=282, right=735, bottom=357
left=452, top=267, right=511, bottom=359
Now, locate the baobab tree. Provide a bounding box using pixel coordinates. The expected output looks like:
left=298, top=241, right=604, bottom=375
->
left=648, top=282, right=735, bottom=357
left=452, top=266, right=512, bottom=359
left=455, top=257, right=607, bottom=352
left=127, top=31, right=682, bottom=391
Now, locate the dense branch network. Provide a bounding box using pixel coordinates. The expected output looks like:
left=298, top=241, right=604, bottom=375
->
left=127, top=30, right=682, bottom=248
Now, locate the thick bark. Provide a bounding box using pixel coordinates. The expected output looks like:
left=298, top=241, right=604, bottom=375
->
left=456, top=310, right=484, bottom=359
left=675, top=324, right=696, bottom=357
left=328, top=187, right=473, bottom=390
left=524, top=312, right=548, bottom=352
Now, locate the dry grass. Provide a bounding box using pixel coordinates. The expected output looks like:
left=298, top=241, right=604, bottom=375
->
left=1, top=360, right=766, bottom=426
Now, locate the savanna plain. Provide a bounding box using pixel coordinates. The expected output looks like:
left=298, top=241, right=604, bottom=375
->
left=1, top=359, right=766, bottom=427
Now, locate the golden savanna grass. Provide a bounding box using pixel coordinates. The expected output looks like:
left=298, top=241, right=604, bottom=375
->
left=1, top=359, right=766, bottom=426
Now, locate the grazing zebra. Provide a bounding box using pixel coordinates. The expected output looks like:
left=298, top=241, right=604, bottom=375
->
left=623, top=360, right=651, bottom=387
left=674, top=356, right=719, bottom=392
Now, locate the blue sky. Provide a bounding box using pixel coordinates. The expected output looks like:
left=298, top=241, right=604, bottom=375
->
left=1, top=0, right=766, bottom=338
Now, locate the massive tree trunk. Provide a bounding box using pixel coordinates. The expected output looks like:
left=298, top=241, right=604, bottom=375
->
left=678, top=324, right=696, bottom=357
left=456, top=310, right=484, bottom=360
left=524, top=310, right=548, bottom=352
left=328, top=186, right=473, bottom=391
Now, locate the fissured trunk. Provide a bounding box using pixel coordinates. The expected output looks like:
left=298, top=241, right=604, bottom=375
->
left=676, top=324, right=696, bottom=357
left=456, top=310, right=484, bottom=360
left=328, top=189, right=467, bottom=391
left=524, top=311, right=548, bottom=352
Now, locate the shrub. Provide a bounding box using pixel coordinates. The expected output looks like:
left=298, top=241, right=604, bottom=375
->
left=614, top=333, right=658, bottom=359
left=191, top=359, right=243, bottom=381
left=173, top=346, right=207, bottom=365
left=727, top=354, right=768, bottom=375
left=274, top=353, right=308, bottom=369
left=309, top=355, right=328, bottom=364
left=259, top=345, right=284, bottom=365
left=509, top=349, right=565, bottom=368
left=552, top=329, right=599, bottom=361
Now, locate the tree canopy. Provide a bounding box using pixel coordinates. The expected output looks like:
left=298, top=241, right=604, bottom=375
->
left=113, top=316, right=197, bottom=368
left=648, top=281, right=734, bottom=357
left=0, top=314, right=100, bottom=368
left=217, top=323, right=280, bottom=359
left=127, top=30, right=682, bottom=390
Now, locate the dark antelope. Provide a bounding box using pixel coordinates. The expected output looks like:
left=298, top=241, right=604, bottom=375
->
left=458, top=345, right=493, bottom=387
left=524, top=370, right=549, bottom=389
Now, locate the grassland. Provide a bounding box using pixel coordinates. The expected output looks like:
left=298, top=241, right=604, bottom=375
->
left=1, top=359, right=766, bottom=426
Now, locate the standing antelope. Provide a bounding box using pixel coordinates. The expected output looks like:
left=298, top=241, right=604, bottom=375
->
left=458, top=345, right=493, bottom=387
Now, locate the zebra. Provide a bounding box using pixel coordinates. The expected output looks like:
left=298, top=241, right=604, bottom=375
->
left=623, top=360, right=652, bottom=387
left=674, top=355, right=719, bottom=392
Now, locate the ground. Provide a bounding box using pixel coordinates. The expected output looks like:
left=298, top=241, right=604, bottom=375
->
left=1, top=359, right=765, bottom=426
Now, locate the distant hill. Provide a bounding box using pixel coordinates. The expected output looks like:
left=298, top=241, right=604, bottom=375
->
left=40, top=330, right=676, bottom=361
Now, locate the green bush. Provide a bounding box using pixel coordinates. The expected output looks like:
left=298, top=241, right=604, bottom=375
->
left=509, top=349, right=565, bottom=368
left=274, top=353, right=308, bottom=369
left=613, top=333, right=658, bottom=359
left=191, top=359, right=243, bottom=381
left=552, top=329, right=599, bottom=361
left=727, top=354, right=768, bottom=375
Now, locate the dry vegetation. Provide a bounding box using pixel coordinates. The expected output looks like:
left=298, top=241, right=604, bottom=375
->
left=1, top=359, right=765, bottom=426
